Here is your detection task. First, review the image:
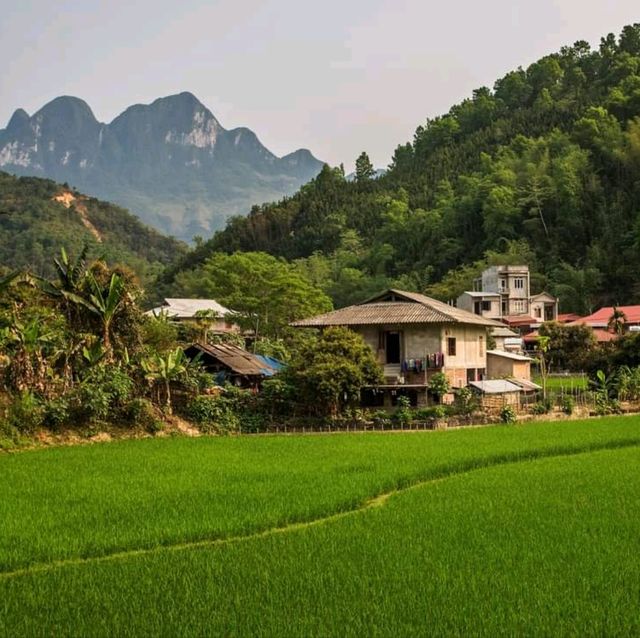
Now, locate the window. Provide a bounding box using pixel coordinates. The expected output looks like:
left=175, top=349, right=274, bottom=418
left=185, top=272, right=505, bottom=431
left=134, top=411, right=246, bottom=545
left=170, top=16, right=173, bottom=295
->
left=514, top=277, right=524, bottom=290
left=513, top=300, right=525, bottom=314
left=481, top=300, right=491, bottom=312
left=479, top=335, right=485, bottom=357
left=534, top=307, right=542, bottom=318
left=447, top=337, right=457, bottom=357
left=385, top=331, right=401, bottom=364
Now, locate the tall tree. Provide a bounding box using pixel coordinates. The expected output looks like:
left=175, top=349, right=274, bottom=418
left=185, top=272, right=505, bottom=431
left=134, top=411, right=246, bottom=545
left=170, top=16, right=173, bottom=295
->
left=354, top=152, right=375, bottom=183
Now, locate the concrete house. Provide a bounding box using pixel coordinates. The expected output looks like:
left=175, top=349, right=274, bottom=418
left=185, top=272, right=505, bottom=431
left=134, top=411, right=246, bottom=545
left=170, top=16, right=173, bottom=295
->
left=457, top=291, right=501, bottom=320
left=460, top=265, right=558, bottom=333
left=291, top=289, right=502, bottom=406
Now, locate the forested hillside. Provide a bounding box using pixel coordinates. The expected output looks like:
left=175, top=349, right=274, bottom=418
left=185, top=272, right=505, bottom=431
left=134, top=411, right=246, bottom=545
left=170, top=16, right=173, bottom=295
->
left=0, top=172, right=186, bottom=282
left=160, top=24, right=640, bottom=315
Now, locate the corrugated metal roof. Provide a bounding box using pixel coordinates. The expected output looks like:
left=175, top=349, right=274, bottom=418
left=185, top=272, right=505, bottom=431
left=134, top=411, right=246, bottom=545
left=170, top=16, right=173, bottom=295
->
left=469, top=380, right=522, bottom=394
left=186, top=343, right=279, bottom=377
left=146, top=298, right=233, bottom=319
left=487, top=349, right=532, bottom=362
left=508, top=378, right=542, bottom=391
left=459, top=291, right=501, bottom=298
left=291, top=289, right=502, bottom=328
left=491, top=326, right=520, bottom=338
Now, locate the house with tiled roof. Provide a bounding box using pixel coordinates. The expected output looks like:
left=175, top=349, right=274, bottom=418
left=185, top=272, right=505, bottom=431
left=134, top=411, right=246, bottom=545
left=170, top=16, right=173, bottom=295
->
left=569, top=305, right=640, bottom=331
left=291, top=289, right=503, bottom=407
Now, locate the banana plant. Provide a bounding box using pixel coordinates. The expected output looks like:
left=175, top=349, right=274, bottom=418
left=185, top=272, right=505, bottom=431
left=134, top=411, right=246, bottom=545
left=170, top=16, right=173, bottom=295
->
left=83, top=272, right=126, bottom=357
left=141, top=348, right=188, bottom=414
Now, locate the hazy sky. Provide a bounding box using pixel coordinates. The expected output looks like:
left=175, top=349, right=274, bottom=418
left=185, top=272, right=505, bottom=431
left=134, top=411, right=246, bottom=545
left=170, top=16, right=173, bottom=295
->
left=1, top=1, right=639, bottom=170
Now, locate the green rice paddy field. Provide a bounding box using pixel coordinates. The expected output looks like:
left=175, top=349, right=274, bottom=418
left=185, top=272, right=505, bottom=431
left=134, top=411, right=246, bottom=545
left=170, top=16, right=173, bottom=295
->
left=2, top=417, right=640, bottom=636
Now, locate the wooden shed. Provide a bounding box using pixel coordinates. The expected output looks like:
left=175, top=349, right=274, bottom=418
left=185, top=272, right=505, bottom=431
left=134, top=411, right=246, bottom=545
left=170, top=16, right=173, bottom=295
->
left=486, top=349, right=532, bottom=381
left=185, top=342, right=283, bottom=389
left=469, top=379, right=523, bottom=411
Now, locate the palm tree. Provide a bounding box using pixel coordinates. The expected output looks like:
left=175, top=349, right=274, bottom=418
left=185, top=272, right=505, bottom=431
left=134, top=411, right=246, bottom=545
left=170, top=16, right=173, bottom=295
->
left=608, top=307, right=627, bottom=335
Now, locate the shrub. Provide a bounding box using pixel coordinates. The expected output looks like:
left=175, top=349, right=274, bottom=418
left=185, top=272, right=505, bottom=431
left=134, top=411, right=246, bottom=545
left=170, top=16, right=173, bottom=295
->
left=453, top=387, right=478, bottom=416
left=6, top=391, right=44, bottom=434
left=369, top=410, right=391, bottom=428
left=43, top=396, right=70, bottom=430
left=414, top=405, right=449, bottom=420
left=429, top=373, right=451, bottom=402
left=500, top=405, right=517, bottom=424
left=531, top=402, right=549, bottom=415
left=125, top=398, right=163, bottom=433
left=561, top=395, right=575, bottom=415
left=393, top=396, right=412, bottom=427
left=185, top=395, right=240, bottom=434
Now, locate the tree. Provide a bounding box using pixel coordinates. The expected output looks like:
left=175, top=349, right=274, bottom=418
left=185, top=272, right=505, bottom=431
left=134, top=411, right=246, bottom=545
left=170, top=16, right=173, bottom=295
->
left=141, top=347, right=189, bottom=414
left=608, top=307, right=627, bottom=335
left=174, top=252, right=332, bottom=340
left=287, top=327, right=382, bottom=416
left=538, top=321, right=595, bottom=371
left=354, top=152, right=375, bottom=183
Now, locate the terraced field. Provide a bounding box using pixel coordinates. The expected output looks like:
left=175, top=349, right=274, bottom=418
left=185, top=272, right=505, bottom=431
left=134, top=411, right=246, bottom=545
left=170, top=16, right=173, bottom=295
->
left=2, top=417, right=640, bottom=636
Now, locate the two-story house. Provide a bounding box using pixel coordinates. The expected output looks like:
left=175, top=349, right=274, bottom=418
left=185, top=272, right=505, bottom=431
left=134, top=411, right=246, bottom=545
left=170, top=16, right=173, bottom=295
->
left=291, top=289, right=503, bottom=407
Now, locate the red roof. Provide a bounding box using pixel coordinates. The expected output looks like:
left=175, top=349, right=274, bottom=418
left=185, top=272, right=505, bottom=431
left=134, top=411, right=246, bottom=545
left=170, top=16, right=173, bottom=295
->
left=523, top=326, right=617, bottom=344
left=593, top=329, right=619, bottom=343
left=570, top=305, right=640, bottom=327
left=557, top=313, right=580, bottom=323
left=502, top=315, right=538, bottom=327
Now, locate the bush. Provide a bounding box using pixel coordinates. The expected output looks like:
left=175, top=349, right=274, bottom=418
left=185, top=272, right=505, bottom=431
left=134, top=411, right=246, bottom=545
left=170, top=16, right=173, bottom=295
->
left=531, top=402, right=549, bottom=415
left=429, top=373, right=451, bottom=402
left=393, top=396, right=412, bottom=427
left=6, top=391, right=44, bottom=434
left=500, top=405, right=517, bottom=424
left=453, top=387, right=478, bottom=416
left=125, top=398, right=163, bottom=433
left=72, top=365, right=135, bottom=424
left=185, top=395, right=240, bottom=434
left=561, top=395, right=575, bottom=415
left=369, top=410, right=391, bottom=428
left=43, top=396, right=70, bottom=430
left=414, top=405, right=450, bottom=420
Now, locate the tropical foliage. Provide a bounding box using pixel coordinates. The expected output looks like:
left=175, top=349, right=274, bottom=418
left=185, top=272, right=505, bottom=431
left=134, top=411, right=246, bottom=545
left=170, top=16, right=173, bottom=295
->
left=159, top=24, right=640, bottom=313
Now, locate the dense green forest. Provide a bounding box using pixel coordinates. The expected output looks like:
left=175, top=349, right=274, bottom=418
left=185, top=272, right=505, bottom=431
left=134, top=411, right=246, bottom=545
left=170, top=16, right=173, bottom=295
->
left=159, top=24, right=640, bottom=315
left=0, top=172, right=186, bottom=284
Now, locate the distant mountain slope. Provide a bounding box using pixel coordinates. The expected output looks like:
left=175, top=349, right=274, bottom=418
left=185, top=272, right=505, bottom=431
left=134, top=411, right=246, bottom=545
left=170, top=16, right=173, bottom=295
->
left=0, top=92, right=324, bottom=241
left=0, top=171, right=186, bottom=282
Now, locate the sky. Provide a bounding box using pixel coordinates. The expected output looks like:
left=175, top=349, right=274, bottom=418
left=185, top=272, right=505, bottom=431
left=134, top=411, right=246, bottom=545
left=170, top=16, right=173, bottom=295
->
left=1, top=0, right=639, bottom=171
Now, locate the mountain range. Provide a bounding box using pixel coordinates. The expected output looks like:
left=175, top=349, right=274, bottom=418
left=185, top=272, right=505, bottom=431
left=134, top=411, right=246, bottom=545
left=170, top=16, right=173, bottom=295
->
left=0, top=92, right=324, bottom=241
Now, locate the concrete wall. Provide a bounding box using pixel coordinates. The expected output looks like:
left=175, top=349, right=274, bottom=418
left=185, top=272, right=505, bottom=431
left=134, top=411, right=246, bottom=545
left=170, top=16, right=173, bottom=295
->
left=487, top=354, right=531, bottom=380
left=351, top=323, right=489, bottom=389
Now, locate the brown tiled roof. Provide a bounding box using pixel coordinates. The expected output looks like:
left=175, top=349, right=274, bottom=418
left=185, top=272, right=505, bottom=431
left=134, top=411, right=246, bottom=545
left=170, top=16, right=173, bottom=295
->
left=291, top=289, right=502, bottom=328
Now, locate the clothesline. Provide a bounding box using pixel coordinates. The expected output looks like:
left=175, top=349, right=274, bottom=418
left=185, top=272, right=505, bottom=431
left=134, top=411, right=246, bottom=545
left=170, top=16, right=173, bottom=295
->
left=400, top=353, right=445, bottom=373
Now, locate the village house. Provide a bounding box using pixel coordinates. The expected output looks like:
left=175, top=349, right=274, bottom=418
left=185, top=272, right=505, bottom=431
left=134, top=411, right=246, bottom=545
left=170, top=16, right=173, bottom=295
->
left=569, top=305, right=640, bottom=334
left=291, top=289, right=503, bottom=407
left=146, top=298, right=240, bottom=334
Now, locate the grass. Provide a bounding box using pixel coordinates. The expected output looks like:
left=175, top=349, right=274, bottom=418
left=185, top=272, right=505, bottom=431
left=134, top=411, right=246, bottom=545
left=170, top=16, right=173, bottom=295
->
left=2, top=416, right=640, bottom=635
left=533, top=373, right=588, bottom=392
